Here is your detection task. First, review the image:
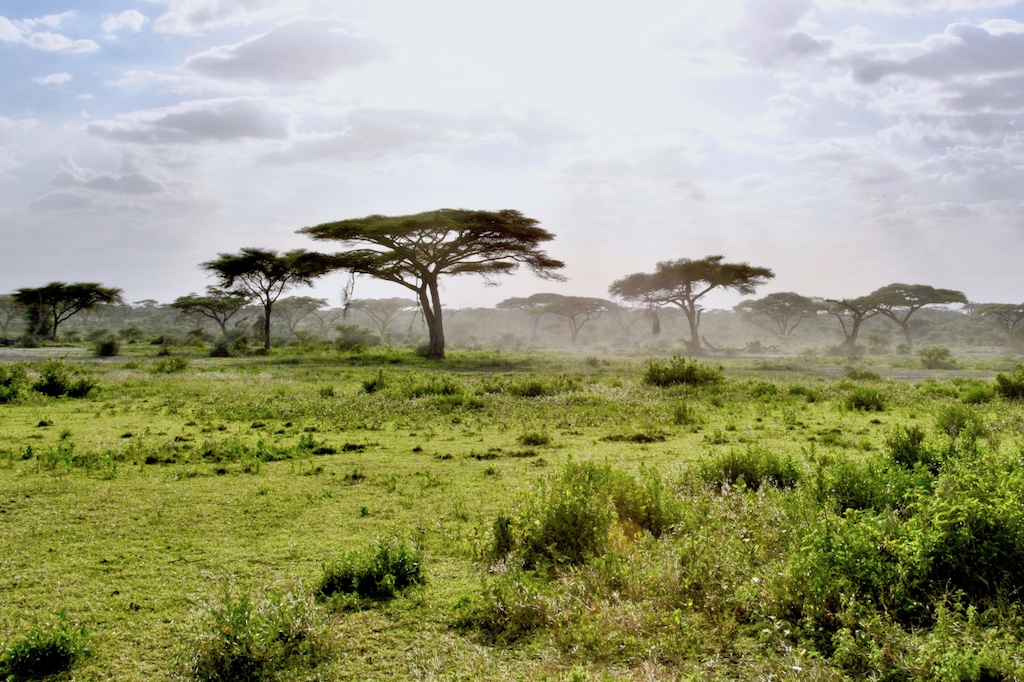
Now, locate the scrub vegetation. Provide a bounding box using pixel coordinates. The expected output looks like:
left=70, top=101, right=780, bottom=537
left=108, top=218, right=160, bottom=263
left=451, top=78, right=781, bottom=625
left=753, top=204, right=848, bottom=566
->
left=2, top=347, right=1024, bottom=680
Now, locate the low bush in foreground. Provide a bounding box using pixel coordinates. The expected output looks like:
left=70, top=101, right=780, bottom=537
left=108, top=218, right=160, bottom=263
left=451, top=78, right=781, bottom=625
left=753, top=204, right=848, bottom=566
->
left=0, top=363, right=27, bottom=403
left=642, top=356, right=722, bottom=387
left=0, top=612, right=89, bottom=681
left=31, top=359, right=96, bottom=398
left=697, top=445, right=801, bottom=490
left=846, top=386, right=886, bottom=411
left=188, top=589, right=324, bottom=682
left=995, top=364, right=1024, bottom=400
left=317, top=538, right=423, bottom=603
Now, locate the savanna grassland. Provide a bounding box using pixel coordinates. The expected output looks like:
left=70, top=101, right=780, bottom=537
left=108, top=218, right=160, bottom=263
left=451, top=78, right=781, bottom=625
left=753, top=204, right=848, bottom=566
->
left=2, top=347, right=1024, bottom=681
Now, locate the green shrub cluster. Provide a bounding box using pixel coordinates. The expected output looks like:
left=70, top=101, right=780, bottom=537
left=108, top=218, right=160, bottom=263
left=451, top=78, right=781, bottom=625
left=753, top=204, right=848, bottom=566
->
left=489, top=461, right=673, bottom=569
left=0, top=612, right=89, bottom=681
left=0, top=363, right=27, bottom=403
left=641, top=356, right=722, bottom=387
left=478, top=373, right=582, bottom=397
left=32, top=360, right=96, bottom=399
left=696, top=445, right=801, bottom=490
left=317, top=538, right=423, bottom=603
left=995, top=364, right=1024, bottom=400
left=188, top=589, right=324, bottom=681
left=845, top=386, right=886, bottom=411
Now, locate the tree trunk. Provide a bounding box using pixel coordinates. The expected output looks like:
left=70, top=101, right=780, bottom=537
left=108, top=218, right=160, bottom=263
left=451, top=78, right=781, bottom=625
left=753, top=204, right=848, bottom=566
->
left=682, top=303, right=701, bottom=351
left=651, top=310, right=660, bottom=336
left=263, top=300, right=273, bottom=350
left=421, top=280, right=445, bottom=359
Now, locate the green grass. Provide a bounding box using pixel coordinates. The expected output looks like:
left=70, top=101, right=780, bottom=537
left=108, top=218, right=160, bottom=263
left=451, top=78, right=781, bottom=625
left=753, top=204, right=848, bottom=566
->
left=0, top=349, right=1022, bottom=679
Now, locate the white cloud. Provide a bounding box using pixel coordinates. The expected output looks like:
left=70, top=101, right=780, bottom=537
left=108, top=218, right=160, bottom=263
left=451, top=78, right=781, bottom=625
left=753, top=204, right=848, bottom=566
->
left=824, top=0, right=1018, bottom=13
left=88, top=98, right=291, bottom=144
left=49, top=157, right=166, bottom=195
left=28, top=191, right=93, bottom=211
left=0, top=14, right=99, bottom=53
left=102, top=10, right=149, bottom=35
left=263, top=108, right=581, bottom=164
left=33, top=73, right=72, bottom=86
left=151, top=0, right=302, bottom=35
left=183, top=18, right=390, bottom=82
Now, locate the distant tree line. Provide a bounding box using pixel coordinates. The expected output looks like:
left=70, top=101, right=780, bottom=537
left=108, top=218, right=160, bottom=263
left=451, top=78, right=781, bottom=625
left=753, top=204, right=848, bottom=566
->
left=3, top=207, right=1021, bottom=357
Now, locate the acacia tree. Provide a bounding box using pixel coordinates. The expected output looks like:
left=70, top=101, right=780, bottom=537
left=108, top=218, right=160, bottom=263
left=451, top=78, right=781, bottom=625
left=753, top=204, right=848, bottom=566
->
left=171, top=287, right=253, bottom=336
left=299, top=209, right=565, bottom=359
left=541, top=295, right=615, bottom=344
left=274, top=296, right=328, bottom=336
left=870, top=283, right=967, bottom=350
left=348, top=298, right=417, bottom=340
left=825, top=296, right=881, bottom=352
left=735, top=292, right=823, bottom=337
left=202, top=248, right=337, bottom=350
left=496, top=293, right=565, bottom=339
left=0, top=295, right=23, bottom=337
left=13, top=282, right=123, bottom=340
left=610, top=256, right=774, bottom=351
left=974, top=303, right=1024, bottom=336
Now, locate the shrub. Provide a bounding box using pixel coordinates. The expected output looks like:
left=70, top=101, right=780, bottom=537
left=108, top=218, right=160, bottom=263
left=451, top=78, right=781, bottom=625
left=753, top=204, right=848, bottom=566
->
left=479, top=373, right=582, bottom=398
left=845, top=387, right=886, bottom=411
left=518, top=431, right=551, bottom=447
left=844, top=366, right=881, bottom=381
left=789, top=384, right=818, bottom=402
left=489, top=462, right=674, bottom=569
left=31, top=359, right=96, bottom=398
left=317, top=538, right=423, bottom=602
left=334, top=324, right=380, bottom=351
left=696, top=445, right=801, bottom=490
left=154, top=356, right=190, bottom=374
left=0, top=363, right=27, bottom=404
left=885, top=425, right=938, bottom=470
left=209, top=341, right=232, bottom=358
left=188, top=588, right=324, bottom=682
left=994, top=364, right=1024, bottom=400
left=362, top=370, right=388, bottom=393
left=0, top=612, right=89, bottom=681
left=453, top=570, right=552, bottom=644
left=641, top=356, right=722, bottom=387
left=961, top=383, right=995, bottom=404
left=935, top=404, right=985, bottom=451
left=94, top=337, right=120, bottom=357
left=918, top=346, right=956, bottom=370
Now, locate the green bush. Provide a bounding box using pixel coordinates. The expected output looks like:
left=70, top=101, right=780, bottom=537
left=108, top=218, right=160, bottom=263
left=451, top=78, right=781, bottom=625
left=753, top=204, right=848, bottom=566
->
left=490, top=462, right=674, bottom=569
left=31, top=359, right=96, bottom=398
left=94, top=337, right=120, bottom=357
left=696, top=445, right=801, bottom=490
left=0, top=612, right=89, bottom=681
left=453, top=570, right=552, bottom=644
left=641, top=356, right=722, bottom=388
left=788, top=384, right=818, bottom=402
left=844, top=366, right=881, bottom=381
left=335, top=324, right=380, bottom=350
left=0, top=363, right=27, bottom=404
left=845, top=387, right=886, bottom=411
left=317, top=538, right=423, bottom=602
left=917, top=346, right=956, bottom=370
left=188, top=588, right=324, bottom=682
left=935, top=404, right=985, bottom=451
left=362, top=370, right=388, bottom=393
left=517, top=431, right=550, bottom=447
left=994, top=364, right=1024, bottom=400
left=154, top=356, right=190, bottom=374
left=479, top=373, right=581, bottom=398
left=885, top=425, right=939, bottom=470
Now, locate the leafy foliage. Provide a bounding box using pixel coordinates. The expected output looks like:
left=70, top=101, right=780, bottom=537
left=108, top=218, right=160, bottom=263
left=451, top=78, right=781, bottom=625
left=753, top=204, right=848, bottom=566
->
left=317, top=538, right=424, bottom=602
left=0, top=612, right=89, bottom=681
left=697, top=445, right=801, bottom=490
left=31, top=360, right=96, bottom=398
left=641, top=356, right=722, bottom=387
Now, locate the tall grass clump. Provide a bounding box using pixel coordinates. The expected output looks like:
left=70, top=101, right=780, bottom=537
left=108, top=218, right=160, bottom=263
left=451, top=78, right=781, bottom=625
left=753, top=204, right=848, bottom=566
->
left=31, top=359, right=96, bottom=398
left=885, top=425, right=939, bottom=470
left=0, top=363, right=27, bottom=403
left=317, top=538, right=423, bottom=603
left=641, top=356, right=722, bottom=388
left=188, top=589, right=324, bottom=682
left=93, top=337, right=120, bottom=357
left=995, top=364, right=1024, bottom=400
left=489, top=461, right=674, bottom=569
left=0, top=613, right=89, bottom=680
left=696, top=445, right=801, bottom=490
left=845, top=386, right=886, bottom=411
left=153, top=356, right=190, bottom=374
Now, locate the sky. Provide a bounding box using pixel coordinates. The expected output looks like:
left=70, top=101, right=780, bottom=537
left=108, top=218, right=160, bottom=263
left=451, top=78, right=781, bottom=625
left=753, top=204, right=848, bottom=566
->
left=2, top=0, right=1024, bottom=309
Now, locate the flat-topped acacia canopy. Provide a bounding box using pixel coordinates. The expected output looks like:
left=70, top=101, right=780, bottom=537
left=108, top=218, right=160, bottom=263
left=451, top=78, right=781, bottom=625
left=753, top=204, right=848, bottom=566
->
left=299, top=209, right=565, bottom=359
